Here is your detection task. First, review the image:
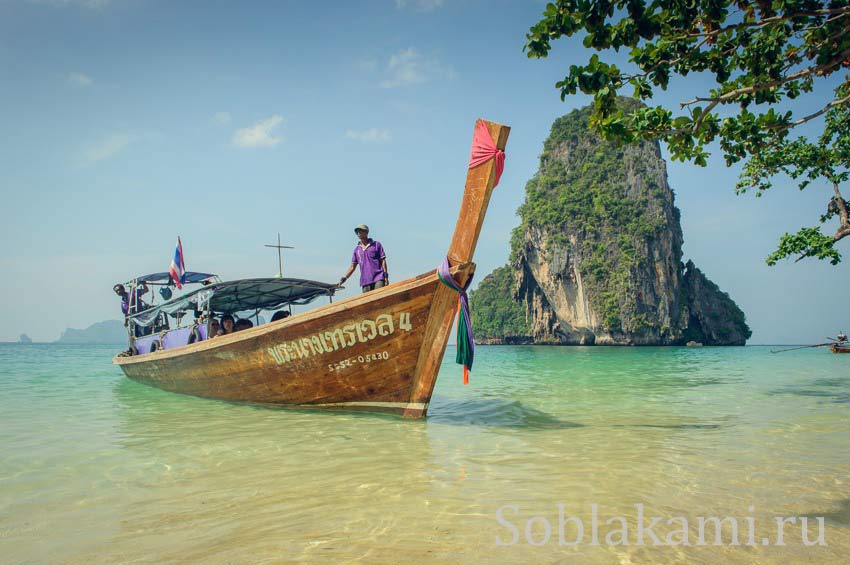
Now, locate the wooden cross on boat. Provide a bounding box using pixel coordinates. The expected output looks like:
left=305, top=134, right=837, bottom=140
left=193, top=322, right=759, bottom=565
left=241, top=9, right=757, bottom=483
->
left=265, top=233, right=294, bottom=278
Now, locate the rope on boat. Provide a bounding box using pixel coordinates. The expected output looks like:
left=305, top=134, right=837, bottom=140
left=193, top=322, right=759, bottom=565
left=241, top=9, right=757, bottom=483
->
left=437, top=256, right=474, bottom=385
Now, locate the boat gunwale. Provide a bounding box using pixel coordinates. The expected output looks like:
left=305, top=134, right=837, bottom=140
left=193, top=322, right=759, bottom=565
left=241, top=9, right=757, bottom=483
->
left=112, top=264, right=470, bottom=366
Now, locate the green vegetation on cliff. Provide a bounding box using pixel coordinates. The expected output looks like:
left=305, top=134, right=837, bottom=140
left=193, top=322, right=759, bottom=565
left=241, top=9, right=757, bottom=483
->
left=514, top=104, right=670, bottom=331
left=470, top=265, right=529, bottom=338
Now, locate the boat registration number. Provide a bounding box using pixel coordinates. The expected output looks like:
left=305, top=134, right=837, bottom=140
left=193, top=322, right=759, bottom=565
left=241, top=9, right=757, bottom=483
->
left=328, top=351, right=390, bottom=372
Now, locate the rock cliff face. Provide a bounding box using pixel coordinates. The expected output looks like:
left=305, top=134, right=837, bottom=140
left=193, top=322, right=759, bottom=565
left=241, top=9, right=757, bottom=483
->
left=680, top=260, right=751, bottom=345
left=471, top=104, right=750, bottom=345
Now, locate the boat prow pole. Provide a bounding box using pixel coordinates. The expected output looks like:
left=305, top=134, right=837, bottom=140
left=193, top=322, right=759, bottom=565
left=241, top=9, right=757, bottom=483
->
left=448, top=119, right=511, bottom=267
left=404, top=118, right=511, bottom=417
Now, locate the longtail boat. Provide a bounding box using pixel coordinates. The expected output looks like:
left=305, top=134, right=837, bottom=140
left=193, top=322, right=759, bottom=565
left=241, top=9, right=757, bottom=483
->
left=831, top=343, right=850, bottom=354
left=113, top=119, right=510, bottom=418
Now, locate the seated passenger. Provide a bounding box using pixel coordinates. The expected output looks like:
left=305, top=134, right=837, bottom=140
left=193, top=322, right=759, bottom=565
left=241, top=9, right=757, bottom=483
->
left=153, top=312, right=170, bottom=333
left=218, top=315, right=235, bottom=336
left=271, top=310, right=291, bottom=322
left=234, top=319, right=253, bottom=332
left=208, top=318, right=221, bottom=338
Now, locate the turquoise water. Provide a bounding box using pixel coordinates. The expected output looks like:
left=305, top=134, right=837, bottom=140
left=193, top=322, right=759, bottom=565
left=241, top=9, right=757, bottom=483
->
left=1, top=344, right=849, bottom=563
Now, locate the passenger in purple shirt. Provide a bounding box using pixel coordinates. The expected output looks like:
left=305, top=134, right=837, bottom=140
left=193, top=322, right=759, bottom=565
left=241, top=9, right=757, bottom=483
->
left=113, top=283, right=149, bottom=315
left=339, top=224, right=388, bottom=293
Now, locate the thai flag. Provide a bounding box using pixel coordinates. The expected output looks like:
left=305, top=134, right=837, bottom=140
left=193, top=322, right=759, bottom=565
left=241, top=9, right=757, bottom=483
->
left=169, top=236, right=186, bottom=289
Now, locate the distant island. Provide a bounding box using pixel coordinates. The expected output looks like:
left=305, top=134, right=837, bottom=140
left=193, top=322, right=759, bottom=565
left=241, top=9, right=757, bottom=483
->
left=18, top=333, right=32, bottom=344
left=55, top=320, right=127, bottom=344
left=471, top=102, right=751, bottom=346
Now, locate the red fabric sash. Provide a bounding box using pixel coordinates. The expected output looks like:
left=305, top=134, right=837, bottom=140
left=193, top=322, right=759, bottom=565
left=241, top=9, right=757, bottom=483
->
left=468, top=120, right=505, bottom=187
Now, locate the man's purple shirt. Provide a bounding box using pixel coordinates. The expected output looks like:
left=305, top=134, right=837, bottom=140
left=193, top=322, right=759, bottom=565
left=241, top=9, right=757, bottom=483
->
left=120, top=288, right=147, bottom=315
left=351, top=239, right=386, bottom=287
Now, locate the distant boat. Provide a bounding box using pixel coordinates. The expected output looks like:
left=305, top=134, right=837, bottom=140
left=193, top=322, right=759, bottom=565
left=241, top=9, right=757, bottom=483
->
left=18, top=334, right=32, bottom=344
left=113, top=119, right=510, bottom=418
left=771, top=332, right=849, bottom=354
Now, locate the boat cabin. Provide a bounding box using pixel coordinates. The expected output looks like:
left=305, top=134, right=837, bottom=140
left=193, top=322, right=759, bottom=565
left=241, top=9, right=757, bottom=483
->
left=120, top=272, right=338, bottom=356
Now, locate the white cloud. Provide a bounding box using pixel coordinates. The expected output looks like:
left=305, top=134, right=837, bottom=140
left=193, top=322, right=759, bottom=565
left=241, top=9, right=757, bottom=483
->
left=382, top=48, right=426, bottom=88
left=395, top=0, right=444, bottom=12
left=345, top=128, right=391, bottom=143
left=380, top=48, right=452, bottom=88
left=80, top=133, right=135, bottom=166
left=232, top=115, right=284, bottom=148
left=213, top=111, right=231, bottom=125
left=68, top=72, right=92, bottom=87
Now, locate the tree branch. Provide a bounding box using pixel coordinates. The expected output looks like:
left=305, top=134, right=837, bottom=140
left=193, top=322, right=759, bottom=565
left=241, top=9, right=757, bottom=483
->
left=674, top=6, right=850, bottom=40
left=632, top=92, right=850, bottom=140
left=767, top=92, right=850, bottom=133
left=621, top=36, right=712, bottom=83
left=793, top=184, right=850, bottom=262
left=833, top=182, right=850, bottom=231
left=680, top=48, right=850, bottom=108
left=834, top=224, right=850, bottom=242
left=692, top=99, right=720, bottom=134
left=623, top=13, right=847, bottom=86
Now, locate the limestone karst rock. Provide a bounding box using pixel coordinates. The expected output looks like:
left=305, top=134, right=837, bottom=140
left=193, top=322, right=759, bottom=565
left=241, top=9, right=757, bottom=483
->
left=471, top=104, right=751, bottom=345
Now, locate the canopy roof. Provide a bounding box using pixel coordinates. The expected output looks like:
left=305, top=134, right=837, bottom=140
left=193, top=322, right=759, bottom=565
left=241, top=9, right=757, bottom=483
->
left=202, top=278, right=337, bottom=313
left=128, top=277, right=338, bottom=326
left=131, top=272, right=218, bottom=285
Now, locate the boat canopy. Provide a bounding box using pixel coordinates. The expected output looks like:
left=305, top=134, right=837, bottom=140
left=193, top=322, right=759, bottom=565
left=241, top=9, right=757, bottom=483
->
left=128, top=277, right=338, bottom=326
left=130, top=272, right=218, bottom=285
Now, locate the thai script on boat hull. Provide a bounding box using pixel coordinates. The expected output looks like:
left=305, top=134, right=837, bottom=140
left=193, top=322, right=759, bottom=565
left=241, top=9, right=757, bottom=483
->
left=267, top=312, right=412, bottom=365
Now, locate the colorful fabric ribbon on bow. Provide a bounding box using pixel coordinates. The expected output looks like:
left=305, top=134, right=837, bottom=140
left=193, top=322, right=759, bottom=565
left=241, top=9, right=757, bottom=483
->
left=468, top=120, right=505, bottom=187
left=438, top=256, right=474, bottom=385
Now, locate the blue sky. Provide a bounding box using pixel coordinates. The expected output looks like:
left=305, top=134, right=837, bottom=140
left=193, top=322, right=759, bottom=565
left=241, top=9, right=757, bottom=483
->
left=1, top=0, right=847, bottom=344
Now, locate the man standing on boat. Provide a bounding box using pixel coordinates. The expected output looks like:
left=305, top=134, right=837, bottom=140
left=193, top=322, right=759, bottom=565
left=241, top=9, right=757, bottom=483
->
left=113, top=282, right=149, bottom=315
left=339, top=224, right=388, bottom=292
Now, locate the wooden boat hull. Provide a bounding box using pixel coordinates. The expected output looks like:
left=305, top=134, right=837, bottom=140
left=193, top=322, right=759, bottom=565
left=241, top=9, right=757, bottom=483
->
left=831, top=344, right=850, bottom=354
left=113, top=118, right=509, bottom=418
left=114, top=269, right=462, bottom=417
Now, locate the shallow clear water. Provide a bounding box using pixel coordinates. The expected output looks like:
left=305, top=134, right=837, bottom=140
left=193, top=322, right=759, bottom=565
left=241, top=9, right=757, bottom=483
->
left=1, top=344, right=848, bottom=563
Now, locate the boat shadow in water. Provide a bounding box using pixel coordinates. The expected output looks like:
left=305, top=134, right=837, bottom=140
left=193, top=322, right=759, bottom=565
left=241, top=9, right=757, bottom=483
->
left=426, top=396, right=584, bottom=430
left=115, top=379, right=581, bottom=428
